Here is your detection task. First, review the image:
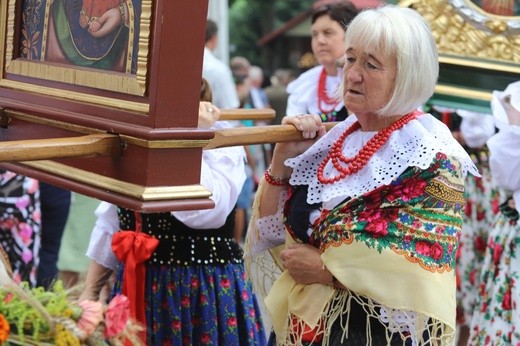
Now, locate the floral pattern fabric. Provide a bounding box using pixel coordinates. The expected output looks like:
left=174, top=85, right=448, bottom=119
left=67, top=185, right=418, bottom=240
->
left=315, top=153, right=464, bottom=273
left=113, top=263, right=266, bottom=346
left=456, top=150, right=501, bottom=326
left=469, top=199, right=520, bottom=345
left=111, top=208, right=266, bottom=346
left=268, top=153, right=465, bottom=345
left=0, top=171, right=40, bottom=286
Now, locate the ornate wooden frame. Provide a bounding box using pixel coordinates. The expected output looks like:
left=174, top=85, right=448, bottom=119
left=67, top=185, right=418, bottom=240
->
left=0, top=0, right=214, bottom=212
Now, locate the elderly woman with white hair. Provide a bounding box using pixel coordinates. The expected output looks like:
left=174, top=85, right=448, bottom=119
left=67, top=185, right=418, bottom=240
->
left=245, top=5, right=479, bottom=345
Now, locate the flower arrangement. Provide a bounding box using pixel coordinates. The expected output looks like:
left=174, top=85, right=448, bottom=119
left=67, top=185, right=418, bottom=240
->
left=0, top=248, right=142, bottom=345
left=0, top=280, right=143, bottom=345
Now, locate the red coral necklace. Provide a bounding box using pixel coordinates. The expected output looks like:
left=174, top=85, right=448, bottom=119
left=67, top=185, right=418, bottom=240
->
left=317, top=67, right=341, bottom=117
left=317, top=111, right=419, bottom=184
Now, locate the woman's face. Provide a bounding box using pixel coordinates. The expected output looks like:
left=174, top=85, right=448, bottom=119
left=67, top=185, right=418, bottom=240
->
left=342, top=44, right=397, bottom=118
left=311, top=15, right=346, bottom=68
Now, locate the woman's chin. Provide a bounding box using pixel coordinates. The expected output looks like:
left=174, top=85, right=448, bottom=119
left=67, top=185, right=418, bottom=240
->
left=317, top=57, right=335, bottom=67
left=344, top=97, right=363, bottom=111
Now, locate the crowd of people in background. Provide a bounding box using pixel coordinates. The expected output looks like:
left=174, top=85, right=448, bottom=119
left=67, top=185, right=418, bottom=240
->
left=2, top=1, right=520, bottom=345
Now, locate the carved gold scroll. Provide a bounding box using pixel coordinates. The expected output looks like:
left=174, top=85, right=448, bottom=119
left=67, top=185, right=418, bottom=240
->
left=400, top=0, right=520, bottom=112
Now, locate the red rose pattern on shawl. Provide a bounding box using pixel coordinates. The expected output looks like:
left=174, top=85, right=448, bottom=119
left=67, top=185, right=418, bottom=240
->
left=313, top=153, right=465, bottom=273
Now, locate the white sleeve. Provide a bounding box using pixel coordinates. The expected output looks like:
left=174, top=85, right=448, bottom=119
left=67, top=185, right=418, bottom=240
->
left=173, top=143, right=246, bottom=229
left=487, top=126, right=520, bottom=212
left=85, top=201, right=120, bottom=270
left=285, top=67, right=321, bottom=116
left=458, top=110, right=496, bottom=148
left=86, top=126, right=246, bottom=264
left=286, top=91, right=308, bottom=116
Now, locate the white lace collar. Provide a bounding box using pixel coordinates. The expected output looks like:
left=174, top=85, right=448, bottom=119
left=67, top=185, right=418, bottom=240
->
left=285, top=113, right=480, bottom=206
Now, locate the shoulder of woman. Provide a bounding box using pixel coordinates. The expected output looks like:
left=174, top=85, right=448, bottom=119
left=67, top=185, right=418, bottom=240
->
left=415, top=114, right=480, bottom=178
left=286, top=66, right=323, bottom=94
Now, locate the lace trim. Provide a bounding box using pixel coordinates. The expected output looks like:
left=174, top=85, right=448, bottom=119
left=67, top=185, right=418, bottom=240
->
left=250, top=189, right=288, bottom=255
left=379, top=306, right=429, bottom=346
left=286, top=113, right=479, bottom=205
left=244, top=181, right=285, bottom=335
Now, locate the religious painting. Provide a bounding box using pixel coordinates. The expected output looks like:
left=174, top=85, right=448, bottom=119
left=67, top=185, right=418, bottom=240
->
left=0, top=0, right=152, bottom=108
left=21, top=0, right=140, bottom=74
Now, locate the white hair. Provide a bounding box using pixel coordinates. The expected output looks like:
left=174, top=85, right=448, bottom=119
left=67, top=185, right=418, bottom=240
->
left=343, top=5, right=438, bottom=116
left=248, top=66, right=264, bottom=83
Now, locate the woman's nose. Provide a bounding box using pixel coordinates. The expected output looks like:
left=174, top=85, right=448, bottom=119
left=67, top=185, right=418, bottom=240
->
left=345, top=65, right=361, bottom=82
left=315, top=33, right=326, bottom=44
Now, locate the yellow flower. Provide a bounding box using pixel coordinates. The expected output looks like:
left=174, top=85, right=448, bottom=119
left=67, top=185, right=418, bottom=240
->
left=54, top=324, right=81, bottom=346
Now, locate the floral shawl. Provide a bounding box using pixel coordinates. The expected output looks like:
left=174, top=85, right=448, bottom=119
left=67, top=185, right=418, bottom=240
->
left=251, top=153, right=465, bottom=345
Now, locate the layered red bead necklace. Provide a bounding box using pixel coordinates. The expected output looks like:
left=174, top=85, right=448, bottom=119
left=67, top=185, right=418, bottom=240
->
left=317, top=111, right=419, bottom=184
left=317, top=67, right=341, bottom=120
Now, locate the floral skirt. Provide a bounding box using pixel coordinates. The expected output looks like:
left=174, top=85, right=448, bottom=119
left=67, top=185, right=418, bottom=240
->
left=113, top=262, right=266, bottom=346
left=468, top=199, right=520, bottom=345
left=456, top=168, right=501, bottom=325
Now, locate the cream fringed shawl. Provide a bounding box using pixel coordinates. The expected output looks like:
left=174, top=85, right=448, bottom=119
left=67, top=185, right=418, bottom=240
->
left=246, top=159, right=465, bottom=345
left=244, top=114, right=481, bottom=345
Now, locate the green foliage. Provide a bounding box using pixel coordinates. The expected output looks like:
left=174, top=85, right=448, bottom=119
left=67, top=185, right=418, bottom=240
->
left=229, top=0, right=314, bottom=66
left=0, top=281, right=70, bottom=342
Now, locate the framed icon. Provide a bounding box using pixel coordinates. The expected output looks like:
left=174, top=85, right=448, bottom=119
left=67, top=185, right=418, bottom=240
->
left=0, top=0, right=154, bottom=113
left=0, top=0, right=213, bottom=212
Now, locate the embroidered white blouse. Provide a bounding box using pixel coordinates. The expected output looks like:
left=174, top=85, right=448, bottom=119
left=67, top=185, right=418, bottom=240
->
left=488, top=82, right=520, bottom=212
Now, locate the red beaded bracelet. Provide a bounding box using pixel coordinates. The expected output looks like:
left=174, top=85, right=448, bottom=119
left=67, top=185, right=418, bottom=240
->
left=264, top=167, right=290, bottom=186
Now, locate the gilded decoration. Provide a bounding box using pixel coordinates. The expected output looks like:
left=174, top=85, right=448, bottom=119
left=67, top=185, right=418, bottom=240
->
left=402, top=0, right=520, bottom=64
left=24, top=160, right=212, bottom=202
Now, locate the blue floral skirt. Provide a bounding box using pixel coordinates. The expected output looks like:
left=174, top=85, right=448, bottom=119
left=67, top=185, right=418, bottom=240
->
left=113, top=263, right=266, bottom=346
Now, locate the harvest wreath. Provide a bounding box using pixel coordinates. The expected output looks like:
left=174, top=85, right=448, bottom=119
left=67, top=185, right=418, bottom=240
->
left=0, top=246, right=143, bottom=345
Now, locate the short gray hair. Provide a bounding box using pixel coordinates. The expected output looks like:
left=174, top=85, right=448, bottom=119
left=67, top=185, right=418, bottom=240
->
left=344, top=5, right=438, bottom=116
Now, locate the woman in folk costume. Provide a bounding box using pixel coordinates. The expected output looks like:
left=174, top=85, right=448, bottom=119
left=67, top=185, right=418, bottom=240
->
left=286, top=1, right=358, bottom=122
left=468, top=81, right=520, bottom=345
left=244, top=5, right=479, bottom=345
left=80, top=80, right=266, bottom=345
left=453, top=109, right=500, bottom=346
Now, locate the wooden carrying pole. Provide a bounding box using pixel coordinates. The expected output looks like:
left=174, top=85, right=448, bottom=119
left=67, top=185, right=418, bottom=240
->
left=0, top=123, right=337, bottom=162
left=205, top=122, right=338, bottom=149
left=0, top=107, right=334, bottom=164
left=219, top=108, right=275, bottom=121
left=0, top=134, right=122, bottom=162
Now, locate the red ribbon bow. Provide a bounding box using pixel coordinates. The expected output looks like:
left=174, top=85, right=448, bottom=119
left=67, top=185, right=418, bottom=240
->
left=112, top=212, right=159, bottom=344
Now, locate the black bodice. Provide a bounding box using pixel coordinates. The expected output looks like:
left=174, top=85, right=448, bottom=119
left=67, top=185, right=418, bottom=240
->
left=117, top=208, right=244, bottom=266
